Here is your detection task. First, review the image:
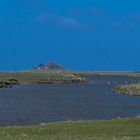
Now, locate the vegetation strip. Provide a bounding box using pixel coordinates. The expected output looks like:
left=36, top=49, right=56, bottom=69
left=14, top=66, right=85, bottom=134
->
left=0, top=70, right=87, bottom=88
left=113, top=83, right=140, bottom=96
left=0, top=119, right=140, bottom=139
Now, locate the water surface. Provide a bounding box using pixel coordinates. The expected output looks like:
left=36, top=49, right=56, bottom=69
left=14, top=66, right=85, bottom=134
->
left=0, top=76, right=140, bottom=126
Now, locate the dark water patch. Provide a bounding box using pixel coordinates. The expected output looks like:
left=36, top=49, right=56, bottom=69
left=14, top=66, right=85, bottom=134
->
left=0, top=76, right=140, bottom=126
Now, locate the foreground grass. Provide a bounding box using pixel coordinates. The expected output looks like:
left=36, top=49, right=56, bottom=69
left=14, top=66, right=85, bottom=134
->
left=0, top=119, right=140, bottom=140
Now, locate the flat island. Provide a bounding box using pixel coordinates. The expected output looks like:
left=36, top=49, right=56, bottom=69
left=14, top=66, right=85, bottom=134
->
left=113, top=83, right=140, bottom=96
left=0, top=62, right=88, bottom=88
left=0, top=72, right=86, bottom=88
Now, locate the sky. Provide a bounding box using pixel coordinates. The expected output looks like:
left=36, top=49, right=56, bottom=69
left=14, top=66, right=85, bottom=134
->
left=0, top=0, right=140, bottom=71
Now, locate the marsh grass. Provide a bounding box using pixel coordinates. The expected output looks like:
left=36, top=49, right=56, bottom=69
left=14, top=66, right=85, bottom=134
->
left=113, top=83, right=140, bottom=96
left=0, top=71, right=85, bottom=84
left=0, top=119, right=140, bottom=140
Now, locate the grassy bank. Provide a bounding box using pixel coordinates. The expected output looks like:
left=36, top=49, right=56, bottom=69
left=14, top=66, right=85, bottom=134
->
left=0, top=118, right=140, bottom=140
left=0, top=70, right=86, bottom=85
left=96, top=72, right=140, bottom=77
left=113, top=83, right=140, bottom=96
left=1, top=71, right=140, bottom=86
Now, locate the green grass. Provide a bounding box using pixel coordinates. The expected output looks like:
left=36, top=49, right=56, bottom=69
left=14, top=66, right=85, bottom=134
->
left=1, top=70, right=140, bottom=85
left=95, top=72, right=140, bottom=77
left=113, top=83, right=140, bottom=96
left=0, top=118, right=140, bottom=140
left=0, top=71, right=86, bottom=84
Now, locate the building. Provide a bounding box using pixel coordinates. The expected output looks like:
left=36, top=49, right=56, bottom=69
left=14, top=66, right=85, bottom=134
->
left=33, top=61, right=64, bottom=70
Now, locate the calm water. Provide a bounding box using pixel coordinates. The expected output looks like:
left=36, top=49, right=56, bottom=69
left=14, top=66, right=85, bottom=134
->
left=0, top=76, right=140, bottom=126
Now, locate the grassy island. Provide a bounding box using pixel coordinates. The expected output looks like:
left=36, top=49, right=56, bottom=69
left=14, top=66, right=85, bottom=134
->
left=0, top=69, right=87, bottom=88
left=113, top=83, right=140, bottom=96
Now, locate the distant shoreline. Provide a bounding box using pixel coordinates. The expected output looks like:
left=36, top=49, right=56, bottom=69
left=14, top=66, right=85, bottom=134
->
left=0, top=70, right=88, bottom=88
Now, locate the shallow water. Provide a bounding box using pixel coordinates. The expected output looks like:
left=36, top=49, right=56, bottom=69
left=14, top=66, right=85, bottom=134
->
left=0, top=75, right=140, bottom=126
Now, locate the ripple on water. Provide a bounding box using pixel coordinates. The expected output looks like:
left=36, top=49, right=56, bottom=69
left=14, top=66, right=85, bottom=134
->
left=0, top=75, right=140, bottom=126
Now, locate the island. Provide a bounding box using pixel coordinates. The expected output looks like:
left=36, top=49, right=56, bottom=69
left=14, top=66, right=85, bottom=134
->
left=0, top=62, right=87, bottom=88
left=113, top=83, right=140, bottom=96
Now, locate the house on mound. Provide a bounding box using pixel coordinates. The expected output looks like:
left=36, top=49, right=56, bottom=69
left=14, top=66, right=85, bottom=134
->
left=33, top=61, right=64, bottom=70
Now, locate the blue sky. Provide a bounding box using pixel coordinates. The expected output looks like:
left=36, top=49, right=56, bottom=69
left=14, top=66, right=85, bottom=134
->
left=0, top=0, right=140, bottom=71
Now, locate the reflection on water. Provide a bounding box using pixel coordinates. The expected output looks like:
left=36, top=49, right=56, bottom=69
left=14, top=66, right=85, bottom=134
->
left=0, top=75, right=140, bottom=126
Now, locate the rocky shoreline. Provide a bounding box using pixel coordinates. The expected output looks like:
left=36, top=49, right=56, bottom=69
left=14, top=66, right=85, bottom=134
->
left=0, top=79, right=19, bottom=88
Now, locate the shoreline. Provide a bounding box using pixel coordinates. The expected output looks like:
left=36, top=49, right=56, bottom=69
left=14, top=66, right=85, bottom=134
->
left=0, top=118, right=140, bottom=139
left=0, top=79, right=88, bottom=88
left=0, top=71, right=88, bottom=88
left=0, top=79, right=19, bottom=88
